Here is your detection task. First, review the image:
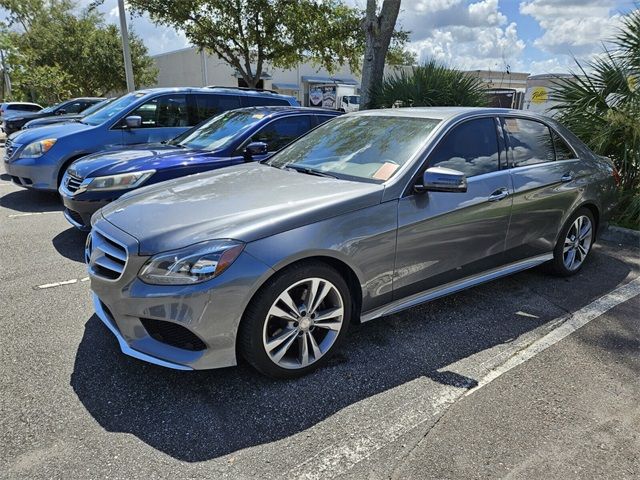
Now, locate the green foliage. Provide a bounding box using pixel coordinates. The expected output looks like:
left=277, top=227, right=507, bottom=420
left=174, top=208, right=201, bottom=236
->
left=0, top=0, right=157, bottom=103
left=551, top=9, right=640, bottom=229
left=127, top=0, right=364, bottom=87
left=369, top=60, right=488, bottom=108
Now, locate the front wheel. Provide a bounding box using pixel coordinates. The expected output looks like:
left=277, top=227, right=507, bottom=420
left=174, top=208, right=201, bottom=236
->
left=549, top=207, right=595, bottom=276
left=238, top=262, right=351, bottom=378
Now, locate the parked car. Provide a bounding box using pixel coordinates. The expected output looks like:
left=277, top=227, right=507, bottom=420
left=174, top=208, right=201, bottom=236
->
left=22, top=98, right=115, bottom=130
left=60, top=106, right=340, bottom=229
left=87, top=107, right=618, bottom=378
left=3, top=87, right=298, bottom=191
left=2, top=97, right=105, bottom=135
left=0, top=102, right=43, bottom=127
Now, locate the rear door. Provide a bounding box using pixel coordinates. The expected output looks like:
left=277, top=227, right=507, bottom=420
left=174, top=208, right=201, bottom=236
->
left=394, top=116, right=513, bottom=299
left=189, top=94, right=242, bottom=124
left=501, top=116, right=583, bottom=261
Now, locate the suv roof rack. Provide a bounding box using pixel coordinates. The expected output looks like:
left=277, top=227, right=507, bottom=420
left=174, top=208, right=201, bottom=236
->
left=206, top=85, right=280, bottom=95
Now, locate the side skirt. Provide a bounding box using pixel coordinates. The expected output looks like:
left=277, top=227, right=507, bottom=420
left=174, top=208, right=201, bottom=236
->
left=360, top=253, right=553, bottom=323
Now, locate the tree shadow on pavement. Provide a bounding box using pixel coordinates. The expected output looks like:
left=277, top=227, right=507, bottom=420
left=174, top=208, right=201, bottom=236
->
left=52, top=227, right=88, bottom=263
left=70, top=246, right=632, bottom=462
left=0, top=189, right=62, bottom=213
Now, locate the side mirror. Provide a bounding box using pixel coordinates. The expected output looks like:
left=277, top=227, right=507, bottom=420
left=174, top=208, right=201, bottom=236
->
left=57, top=109, right=66, bottom=115
left=415, top=166, right=467, bottom=193
left=124, top=115, right=142, bottom=129
left=244, top=141, right=268, bottom=157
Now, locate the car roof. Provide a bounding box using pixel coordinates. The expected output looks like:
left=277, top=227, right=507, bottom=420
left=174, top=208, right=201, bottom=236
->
left=229, top=106, right=341, bottom=116
left=352, top=106, right=554, bottom=122
left=132, top=86, right=295, bottom=100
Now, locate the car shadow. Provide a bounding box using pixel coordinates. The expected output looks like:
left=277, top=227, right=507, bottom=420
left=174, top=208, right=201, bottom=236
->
left=0, top=188, right=62, bottom=213
left=52, top=227, right=88, bottom=263
left=70, top=246, right=632, bottom=462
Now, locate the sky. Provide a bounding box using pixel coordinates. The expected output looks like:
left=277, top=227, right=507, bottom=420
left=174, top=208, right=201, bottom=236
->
left=72, top=0, right=640, bottom=74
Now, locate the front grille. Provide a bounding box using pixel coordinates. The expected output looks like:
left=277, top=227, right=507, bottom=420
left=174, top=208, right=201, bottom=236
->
left=5, top=138, right=15, bottom=160
left=140, top=318, right=207, bottom=351
left=87, top=228, right=128, bottom=280
left=65, top=172, right=84, bottom=194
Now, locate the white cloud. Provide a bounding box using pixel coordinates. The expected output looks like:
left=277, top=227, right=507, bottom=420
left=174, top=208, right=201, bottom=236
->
left=401, top=0, right=525, bottom=71
left=519, top=0, right=622, bottom=56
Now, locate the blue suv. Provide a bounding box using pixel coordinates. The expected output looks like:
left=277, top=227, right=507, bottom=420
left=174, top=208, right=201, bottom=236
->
left=4, top=87, right=298, bottom=191
left=59, top=106, right=340, bottom=229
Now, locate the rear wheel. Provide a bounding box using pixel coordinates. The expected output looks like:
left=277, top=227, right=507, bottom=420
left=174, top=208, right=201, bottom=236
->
left=549, top=207, right=595, bottom=276
left=239, top=262, right=351, bottom=378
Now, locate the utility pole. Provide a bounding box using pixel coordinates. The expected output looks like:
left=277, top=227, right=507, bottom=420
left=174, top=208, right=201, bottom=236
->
left=0, top=49, right=11, bottom=99
left=117, top=0, right=135, bottom=92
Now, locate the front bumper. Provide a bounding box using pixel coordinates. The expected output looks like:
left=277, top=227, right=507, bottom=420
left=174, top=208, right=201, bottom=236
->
left=88, top=219, right=274, bottom=370
left=4, top=156, right=58, bottom=191
left=60, top=188, right=110, bottom=230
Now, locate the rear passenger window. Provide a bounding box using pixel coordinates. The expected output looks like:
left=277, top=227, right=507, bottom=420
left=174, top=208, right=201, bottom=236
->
left=191, top=94, right=241, bottom=123
left=251, top=116, right=312, bottom=152
left=242, top=96, right=290, bottom=107
left=428, top=117, right=500, bottom=177
left=130, top=95, right=189, bottom=128
left=504, top=118, right=555, bottom=167
left=552, top=131, right=575, bottom=160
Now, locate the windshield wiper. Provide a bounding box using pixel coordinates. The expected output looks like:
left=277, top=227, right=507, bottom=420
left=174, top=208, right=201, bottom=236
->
left=285, top=165, right=338, bottom=179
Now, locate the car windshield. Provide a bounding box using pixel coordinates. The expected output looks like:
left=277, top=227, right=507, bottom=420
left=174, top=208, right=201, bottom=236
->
left=177, top=109, right=268, bottom=151
left=82, top=92, right=146, bottom=126
left=79, top=98, right=113, bottom=116
left=40, top=103, right=61, bottom=114
left=267, top=115, right=440, bottom=182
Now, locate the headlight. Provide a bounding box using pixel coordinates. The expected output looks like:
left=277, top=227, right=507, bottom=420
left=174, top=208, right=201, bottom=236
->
left=18, top=138, right=57, bottom=158
left=84, top=170, right=155, bottom=191
left=138, top=240, right=245, bottom=285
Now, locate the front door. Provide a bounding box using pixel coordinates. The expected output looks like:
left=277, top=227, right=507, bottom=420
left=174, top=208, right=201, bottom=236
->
left=121, top=94, right=191, bottom=145
left=394, top=116, right=513, bottom=299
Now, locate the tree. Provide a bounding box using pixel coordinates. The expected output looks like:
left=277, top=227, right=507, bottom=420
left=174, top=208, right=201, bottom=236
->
left=127, top=0, right=364, bottom=88
left=0, top=0, right=157, bottom=102
left=360, top=0, right=402, bottom=109
left=370, top=60, right=487, bottom=109
left=551, top=9, right=640, bottom=229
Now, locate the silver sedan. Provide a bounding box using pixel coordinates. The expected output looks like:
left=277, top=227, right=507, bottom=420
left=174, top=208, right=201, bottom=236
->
left=86, top=107, right=618, bottom=377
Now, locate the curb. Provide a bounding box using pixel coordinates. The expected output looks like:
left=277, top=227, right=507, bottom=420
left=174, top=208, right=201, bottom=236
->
left=601, top=225, right=640, bottom=247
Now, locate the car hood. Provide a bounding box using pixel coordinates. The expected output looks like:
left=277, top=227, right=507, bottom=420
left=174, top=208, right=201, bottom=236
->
left=68, top=145, right=199, bottom=178
left=101, top=162, right=384, bottom=254
left=9, top=121, right=92, bottom=144
left=5, top=111, right=46, bottom=122
left=25, top=114, right=81, bottom=125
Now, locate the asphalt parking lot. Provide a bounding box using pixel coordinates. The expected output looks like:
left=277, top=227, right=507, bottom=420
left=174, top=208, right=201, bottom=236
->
left=1, top=143, right=639, bottom=480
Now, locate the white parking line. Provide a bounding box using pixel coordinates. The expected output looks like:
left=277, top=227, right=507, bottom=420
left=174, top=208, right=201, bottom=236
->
left=466, top=275, right=640, bottom=396
left=9, top=211, right=60, bottom=218
left=35, top=277, right=89, bottom=289
left=289, top=277, right=640, bottom=479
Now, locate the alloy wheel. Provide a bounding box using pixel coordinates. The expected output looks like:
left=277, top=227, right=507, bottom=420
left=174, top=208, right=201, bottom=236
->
left=563, top=215, right=593, bottom=271
left=262, top=277, right=344, bottom=369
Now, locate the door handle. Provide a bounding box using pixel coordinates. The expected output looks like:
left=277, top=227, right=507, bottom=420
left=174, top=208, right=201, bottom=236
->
left=561, top=172, right=573, bottom=183
left=488, top=188, right=510, bottom=202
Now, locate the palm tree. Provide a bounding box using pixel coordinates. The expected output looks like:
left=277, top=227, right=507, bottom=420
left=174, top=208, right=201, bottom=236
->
left=370, top=60, right=487, bottom=109
left=551, top=8, right=640, bottom=228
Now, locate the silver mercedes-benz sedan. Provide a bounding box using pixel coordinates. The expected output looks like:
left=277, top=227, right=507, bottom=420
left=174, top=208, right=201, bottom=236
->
left=87, top=107, right=618, bottom=377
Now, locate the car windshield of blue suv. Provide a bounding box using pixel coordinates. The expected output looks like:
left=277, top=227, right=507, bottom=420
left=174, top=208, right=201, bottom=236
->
left=267, top=115, right=441, bottom=183
left=82, top=92, right=146, bottom=125
left=176, top=109, right=271, bottom=151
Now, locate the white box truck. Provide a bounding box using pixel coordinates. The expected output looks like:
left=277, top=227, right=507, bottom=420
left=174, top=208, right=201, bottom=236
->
left=308, top=84, right=360, bottom=112
left=523, top=73, right=573, bottom=117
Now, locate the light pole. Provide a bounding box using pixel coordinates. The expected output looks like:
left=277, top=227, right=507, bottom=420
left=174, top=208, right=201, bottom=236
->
left=118, top=0, right=135, bottom=92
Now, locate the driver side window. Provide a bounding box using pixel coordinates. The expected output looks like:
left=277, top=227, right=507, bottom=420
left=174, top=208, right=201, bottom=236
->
left=250, top=116, right=312, bottom=152
left=128, top=95, right=189, bottom=128
left=428, top=118, right=501, bottom=177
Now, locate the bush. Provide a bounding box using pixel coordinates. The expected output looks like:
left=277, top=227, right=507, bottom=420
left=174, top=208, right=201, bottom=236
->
left=551, top=9, right=640, bottom=230
left=370, top=60, right=487, bottom=109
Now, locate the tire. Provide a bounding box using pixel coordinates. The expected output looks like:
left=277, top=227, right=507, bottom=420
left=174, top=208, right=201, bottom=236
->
left=238, top=262, right=351, bottom=378
left=549, top=207, right=595, bottom=276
